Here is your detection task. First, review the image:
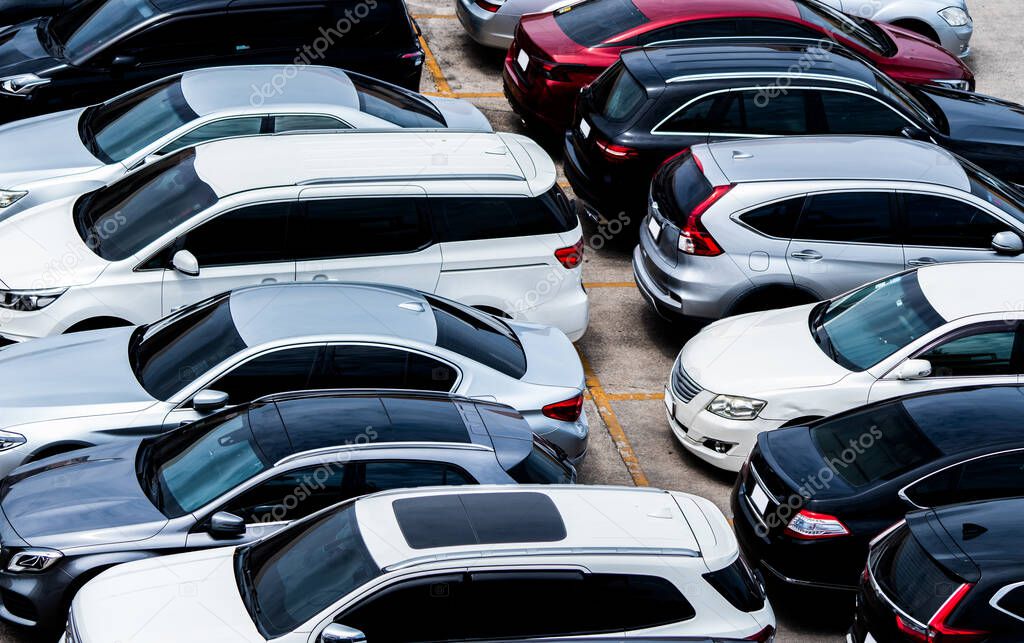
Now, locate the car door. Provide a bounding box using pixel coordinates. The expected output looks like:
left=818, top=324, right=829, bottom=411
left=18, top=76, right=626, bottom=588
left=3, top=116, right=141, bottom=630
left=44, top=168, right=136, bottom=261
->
left=293, top=187, right=441, bottom=292
left=899, top=191, right=1020, bottom=269
left=309, top=344, right=460, bottom=393
left=817, top=89, right=916, bottom=137
left=902, top=449, right=1024, bottom=509
left=708, top=88, right=825, bottom=143
left=632, top=18, right=739, bottom=46
left=787, top=191, right=905, bottom=297
left=154, top=115, right=268, bottom=157
left=353, top=461, right=478, bottom=496
left=226, top=1, right=332, bottom=64
left=161, top=200, right=297, bottom=315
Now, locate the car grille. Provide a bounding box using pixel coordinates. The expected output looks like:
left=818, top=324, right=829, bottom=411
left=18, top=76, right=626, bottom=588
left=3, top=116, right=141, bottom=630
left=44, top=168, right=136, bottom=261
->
left=671, top=363, right=702, bottom=403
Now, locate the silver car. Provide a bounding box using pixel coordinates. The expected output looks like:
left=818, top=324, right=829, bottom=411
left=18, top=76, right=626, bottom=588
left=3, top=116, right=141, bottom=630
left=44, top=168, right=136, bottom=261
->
left=634, top=136, right=1024, bottom=323
left=456, top=0, right=574, bottom=49
left=0, top=65, right=490, bottom=218
left=0, top=282, right=589, bottom=480
left=818, top=0, right=973, bottom=58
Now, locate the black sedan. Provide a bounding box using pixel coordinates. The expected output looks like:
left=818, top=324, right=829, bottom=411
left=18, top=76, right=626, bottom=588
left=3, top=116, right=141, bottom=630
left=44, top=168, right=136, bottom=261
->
left=0, top=0, right=77, bottom=24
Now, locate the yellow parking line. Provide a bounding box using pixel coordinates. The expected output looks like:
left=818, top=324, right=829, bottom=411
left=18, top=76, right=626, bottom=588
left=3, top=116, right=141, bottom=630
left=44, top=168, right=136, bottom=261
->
left=605, top=392, right=663, bottom=401
left=418, top=35, right=454, bottom=97
left=577, top=348, right=650, bottom=487
left=583, top=281, right=638, bottom=289
left=453, top=91, right=506, bottom=98
left=413, top=13, right=458, bottom=19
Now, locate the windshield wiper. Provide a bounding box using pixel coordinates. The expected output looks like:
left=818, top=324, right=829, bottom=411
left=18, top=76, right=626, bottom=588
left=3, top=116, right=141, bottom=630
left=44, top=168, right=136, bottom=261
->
left=237, top=548, right=262, bottom=616
left=808, top=301, right=839, bottom=361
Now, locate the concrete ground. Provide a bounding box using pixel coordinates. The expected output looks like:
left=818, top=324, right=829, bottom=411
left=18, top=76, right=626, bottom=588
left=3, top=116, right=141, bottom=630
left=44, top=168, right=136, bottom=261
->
left=3, top=1, right=1022, bottom=641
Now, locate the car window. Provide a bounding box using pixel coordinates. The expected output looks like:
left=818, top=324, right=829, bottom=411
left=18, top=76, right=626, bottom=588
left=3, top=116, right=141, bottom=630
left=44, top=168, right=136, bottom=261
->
left=311, top=345, right=458, bottom=392
left=432, top=190, right=576, bottom=242
left=211, top=346, right=321, bottom=405
left=506, top=443, right=575, bottom=484
left=222, top=465, right=349, bottom=524
left=272, top=115, right=349, bottom=133
left=553, top=0, right=649, bottom=47
left=719, top=91, right=816, bottom=135
left=159, top=117, right=265, bottom=155
left=874, top=526, right=960, bottom=627
left=590, top=62, right=647, bottom=122
left=427, top=295, right=527, bottom=379
left=349, top=73, right=446, bottom=127
left=916, top=329, right=1018, bottom=377
left=637, top=19, right=738, bottom=45
left=176, top=202, right=293, bottom=267
left=55, top=0, right=157, bottom=59
left=795, top=192, right=897, bottom=243
left=739, top=197, right=805, bottom=239
left=356, top=461, right=475, bottom=495
left=996, top=586, right=1024, bottom=621
left=905, top=451, right=1024, bottom=507
left=746, top=18, right=821, bottom=38
left=903, top=193, right=1013, bottom=249
left=820, top=91, right=909, bottom=136
left=293, top=197, right=431, bottom=260
left=112, top=14, right=233, bottom=63
left=656, top=95, right=721, bottom=134
left=227, top=6, right=335, bottom=52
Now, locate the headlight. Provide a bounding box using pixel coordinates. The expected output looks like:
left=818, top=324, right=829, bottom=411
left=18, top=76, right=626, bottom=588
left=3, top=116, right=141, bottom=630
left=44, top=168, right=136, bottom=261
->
left=931, top=79, right=971, bottom=91
left=0, top=288, right=67, bottom=311
left=0, top=73, right=51, bottom=96
left=0, top=430, right=25, bottom=451
left=938, top=7, right=970, bottom=26
left=706, top=394, right=766, bottom=420
left=0, top=190, right=26, bottom=208
left=6, top=548, right=62, bottom=573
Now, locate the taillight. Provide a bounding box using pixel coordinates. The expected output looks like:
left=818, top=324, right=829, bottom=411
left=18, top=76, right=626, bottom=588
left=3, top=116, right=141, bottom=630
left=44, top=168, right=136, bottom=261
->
left=928, top=583, right=988, bottom=642
left=745, top=626, right=775, bottom=642
left=678, top=184, right=732, bottom=256
left=540, top=62, right=594, bottom=82
left=595, top=136, right=639, bottom=163
left=783, top=509, right=850, bottom=540
left=543, top=393, right=584, bottom=422
left=896, top=615, right=929, bottom=642
left=474, top=0, right=502, bottom=11
left=555, top=238, right=584, bottom=269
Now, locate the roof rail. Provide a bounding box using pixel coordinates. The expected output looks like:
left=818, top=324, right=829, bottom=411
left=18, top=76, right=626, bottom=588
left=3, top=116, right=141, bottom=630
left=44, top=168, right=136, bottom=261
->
left=384, top=546, right=702, bottom=572
left=665, top=71, right=873, bottom=90
left=275, top=442, right=494, bottom=467
left=297, top=174, right=525, bottom=186
left=644, top=35, right=827, bottom=49
left=251, top=387, right=473, bottom=405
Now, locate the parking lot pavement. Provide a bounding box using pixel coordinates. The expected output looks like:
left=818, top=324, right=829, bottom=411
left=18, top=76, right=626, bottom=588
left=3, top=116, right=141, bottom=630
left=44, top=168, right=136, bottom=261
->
left=1, top=2, right=1020, bottom=641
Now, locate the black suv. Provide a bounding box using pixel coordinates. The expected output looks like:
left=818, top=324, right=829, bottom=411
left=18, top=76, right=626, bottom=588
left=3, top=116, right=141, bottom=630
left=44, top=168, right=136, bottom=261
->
left=564, top=40, right=1024, bottom=224
left=0, top=0, right=78, bottom=24
left=0, top=0, right=424, bottom=123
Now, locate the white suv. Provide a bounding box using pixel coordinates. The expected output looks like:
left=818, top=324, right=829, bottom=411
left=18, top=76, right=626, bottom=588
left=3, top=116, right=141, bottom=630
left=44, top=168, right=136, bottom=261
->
left=65, top=486, right=776, bottom=642
left=0, top=130, right=588, bottom=343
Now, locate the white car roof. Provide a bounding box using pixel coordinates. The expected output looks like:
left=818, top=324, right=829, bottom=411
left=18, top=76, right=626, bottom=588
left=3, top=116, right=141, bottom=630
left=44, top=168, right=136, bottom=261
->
left=179, top=65, right=358, bottom=116
left=700, top=136, right=970, bottom=191
left=189, top=131, right=556, bottom=197
left=917, top=262, right=1024, bottom=321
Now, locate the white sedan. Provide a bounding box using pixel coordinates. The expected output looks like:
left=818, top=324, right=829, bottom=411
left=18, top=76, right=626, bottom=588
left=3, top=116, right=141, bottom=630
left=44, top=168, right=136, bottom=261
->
left=667, top=262, right=1023, bottom=471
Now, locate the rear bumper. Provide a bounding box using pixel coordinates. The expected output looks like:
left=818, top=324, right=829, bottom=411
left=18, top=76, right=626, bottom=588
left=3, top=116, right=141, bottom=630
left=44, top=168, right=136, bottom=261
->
left=455, top=0, right=517, bottom=48
left=517, top=281, right=589, bottom=342
left=562, top=131, right=634, bottom=222
left=502, top=56, right=577, bottom=132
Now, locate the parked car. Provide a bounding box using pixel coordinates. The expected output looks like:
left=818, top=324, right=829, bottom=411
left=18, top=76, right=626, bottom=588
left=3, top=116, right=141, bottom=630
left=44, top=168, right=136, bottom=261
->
left=0, top=0, right=79, bottom=25
left=65, top=485, right=776, bottom=642
left=0, top=282, right=589, bottom=477
left=504, top=0, right=973, bottom=132
left=634, top=136, right=1024, bottom=324
left=0, top=130, right=587, bottom=343
left=457, top=0, right=572, bottom=49
left=852, top=498, right=1024, bottom=642
left=0, top=0, right=424, bottom=124
left=818, top=0, right=973, bottom=58
left=564, top=41, right=1024, bottom=224
left=666, top=262, right=1024, bottom=472
left=0, top=389, right=573, bottom=637
left=0, top=66, right=489, bottom=219
left=732, top=384, right=1024, bottom=592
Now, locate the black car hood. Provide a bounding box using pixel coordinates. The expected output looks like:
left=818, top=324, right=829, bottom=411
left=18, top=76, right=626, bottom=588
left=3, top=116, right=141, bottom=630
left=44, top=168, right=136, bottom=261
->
left=0, top=20, right=61, bottom=78
left=921, top=86, right=1024, bottom=146
left=0, top=441, right=169, bottom=549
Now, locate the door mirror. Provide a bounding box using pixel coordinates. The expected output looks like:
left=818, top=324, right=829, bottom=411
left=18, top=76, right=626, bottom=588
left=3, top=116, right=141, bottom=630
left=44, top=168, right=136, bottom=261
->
left=992, top=231, right=1024, bottom=255
left=111, top=54, right=138, bottom=68
left=894, top=359, right=932, bottom=380
left=319, top=624, right=367, bottom=643
left=171, top=249, right=200, bottom=276
left=208, top=511, right=246, bottom=539
left=900, top=125, right=929, bottom=141
left=193, top=389, right=229, bottom=413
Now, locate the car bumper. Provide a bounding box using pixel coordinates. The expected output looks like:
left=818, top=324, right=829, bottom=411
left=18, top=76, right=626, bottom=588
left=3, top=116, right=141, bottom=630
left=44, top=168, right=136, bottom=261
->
left=515, top=279, right=589, bottom=342
left=633, top=241, right=745, bottom=323
left=456, top=0, right=517, bottom=49
left=939, top=21, right=974, bottom=58
left=502, top=56, right=578, bottom=133
left=527, top=410, right=589, bottom=464
left=562, top=131, right=634, bottom=223
left=0, top=566, right=74, bottom=632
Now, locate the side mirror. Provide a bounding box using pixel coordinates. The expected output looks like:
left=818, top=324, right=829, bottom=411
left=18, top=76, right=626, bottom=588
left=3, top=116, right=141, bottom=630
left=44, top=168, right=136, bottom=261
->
left=894, top=359, right=932, bottom=381
left=171, top=249, right=200, bottom=277
left=992, top=231, right=1024, bottom=255
left=900, top=125, right=930, bottom=141
left=193, top=389, right=229, bottom=413
left=320, top=624, right=367, bottom=643
left=208, top=511, right=246, bottom=539
left=111, top=55, right=137, bottom=68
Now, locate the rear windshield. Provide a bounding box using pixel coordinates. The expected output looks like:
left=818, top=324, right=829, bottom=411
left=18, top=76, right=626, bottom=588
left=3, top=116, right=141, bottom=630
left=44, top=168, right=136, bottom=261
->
left=875, top=525, right=959, bottom=622
left=554, top=0, right=648, bottom=47
left=427, top=295, right=527, bottom=379
left=507, top=441, right=575, bottom=484
left=652, top=151, right=713, bottom=227
left=702, top=557, right=766, bottom=613
left=348, top=73, right=446, bottom=128
left=590, top=62, right=647, bottom=122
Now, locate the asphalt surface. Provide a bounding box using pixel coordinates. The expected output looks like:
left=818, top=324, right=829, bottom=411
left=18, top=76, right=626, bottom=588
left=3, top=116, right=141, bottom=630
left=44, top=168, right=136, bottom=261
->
left=4, top=0, right=1023, bottom=640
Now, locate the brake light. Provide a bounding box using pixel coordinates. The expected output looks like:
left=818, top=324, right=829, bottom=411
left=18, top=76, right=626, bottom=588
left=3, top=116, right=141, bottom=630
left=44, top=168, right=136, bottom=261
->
left=896, top=615, right=929, bottom=642
left=745, top=626, right=775, bottom=642
left=677, top=184, right=732, bottom=256
left=555, top=238, right=584, bottom=269
left=543, top=394, right=584, bottom=422
left=474, top=0, right=502, bottom=11
left=783, top=509, right=850, bottom=540
left=928, top=583, right=988, bottom=642
left=595, top=137, right=639, bottom=163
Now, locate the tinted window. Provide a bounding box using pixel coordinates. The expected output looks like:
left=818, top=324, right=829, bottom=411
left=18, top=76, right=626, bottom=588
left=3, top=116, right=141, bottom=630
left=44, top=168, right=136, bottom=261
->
left=997, top=586, right=1024, bottom=620
left=739, top=198, right=805, bottom=238
left=747, top=18, right=820, bottom=38
left=114, top=14, right=231, bottom=62
left=966, top=162, right=1024, bottom=224
left=507, top=443, right=574, bottom=484
left=821, top=91, right=907, bottom=135
left=719, top=91, right=815, bottom=135
left=702, top=557, right=766, bottom=612
left=875, top=526, right=959, bottom=622
left=554, top=0, right=648, bottom=47
left=906, top=451, right=1024, bottom=507
left=428, top=296, right=527, bottom=379
left=227, top=6, right=334, bottom=51
left=590, top=62, right=646, bottom=122
left=356, top=461, right=475, bottom=495
left=349, top=74, right=446, bottom=128
left=294, top=198, right=430, bottom=259
left=160, top=117, right=264, bottom=155
left=211, top=347, right=321, bottom=405
left=657, top=96, right=719, bottom=134
left=918, top=329, right=1018, bottom=377
left=651, top=151, right=712, bottom=227
left=637, top=19, right=737, bottom=45
left=311, top=345, right=457, bottom=392
left=904, top=193, right=1012, bottom=249
left=794, top=0, right=891, bottom=54
left=178, top=202, right=292, bottom=267
left=795, top=192, right=896, bottom=243
left=224, top=465, right=348, bottom=524
left=433, top=191, right=576, bottom=242
left=272, top=115, right=349, bottom=133
left=55, top=0, right=157, bottom=59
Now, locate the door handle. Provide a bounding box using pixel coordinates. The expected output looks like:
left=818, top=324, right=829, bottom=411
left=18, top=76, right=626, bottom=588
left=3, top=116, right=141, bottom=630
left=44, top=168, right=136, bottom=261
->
left=311, top=274, right=329, bottom=282
left=790, top=250, right=823, bottom=261
left=261, top=277, right=278, bottom=284
left=908, top=257, right=938, bottom=267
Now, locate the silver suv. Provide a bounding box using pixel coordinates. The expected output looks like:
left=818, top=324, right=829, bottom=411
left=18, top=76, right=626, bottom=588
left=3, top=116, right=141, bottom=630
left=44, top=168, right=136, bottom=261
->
left=634, top=136, right=1024, bottom=323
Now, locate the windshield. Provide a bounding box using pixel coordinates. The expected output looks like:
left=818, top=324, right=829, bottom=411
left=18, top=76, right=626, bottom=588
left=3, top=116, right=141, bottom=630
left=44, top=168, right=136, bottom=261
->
left=554, top=0, right=649, bottom=47
left=131, top=293, right=247, bottom=400
left=82, top=76, right=198, bottom=163
left=74, top=148, right=217, bottom=261
left=426, top=295, right=527, bottom=379
left=139, top=410, right=270, bottom=518
left=53, top=0, right=157, bottom=60
left=964, top=159, right=1024, bottom=224
left=873, top=72, right=942, bottom=129
left=348, top=73, right=445, bottom=128
left=813, top=272, right=945, bottom=371
left=794, top=0, right=893, bottom=55
left=241, top=503, right=381, bottom=638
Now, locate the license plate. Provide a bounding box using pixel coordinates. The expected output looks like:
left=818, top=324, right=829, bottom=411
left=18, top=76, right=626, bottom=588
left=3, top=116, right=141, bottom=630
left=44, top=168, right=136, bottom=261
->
left=750, top=484, right=770, bottom=515
left=647, top=217, right=662, bottom=241
left=579, top=118, right=591, bottom=139
left=516, top=49, right=529, bottom=72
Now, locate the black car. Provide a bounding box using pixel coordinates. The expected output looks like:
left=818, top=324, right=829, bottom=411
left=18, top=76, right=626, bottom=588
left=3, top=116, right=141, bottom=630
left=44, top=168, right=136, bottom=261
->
left=564, top=40, right=1024, bottom=224
left=0, top=0, right=79, bottom=24
left=852, top=497, right=1024, bottom=642
left=0, top=0, right=424, bottom=123
left=731, top=384, right=1024, bottom=592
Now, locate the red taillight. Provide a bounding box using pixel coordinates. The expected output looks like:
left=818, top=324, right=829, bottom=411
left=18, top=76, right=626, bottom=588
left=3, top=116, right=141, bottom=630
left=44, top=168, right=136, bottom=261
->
left=896, top=615, right=929, bottom=642
left=677, top=184, right=732, bottom=256
left=595, top=136, right=639, bottom=163
left=928, top=583, right=988, bottom=642
left=783, top=509, right=850, bottom=540
left=474, top=0, right=502, bottom=11
left=555, top=238, right=584, bottom=269
left=745, top=625, right=775, bottom=642
left=543, top=394, right=583, bottom=422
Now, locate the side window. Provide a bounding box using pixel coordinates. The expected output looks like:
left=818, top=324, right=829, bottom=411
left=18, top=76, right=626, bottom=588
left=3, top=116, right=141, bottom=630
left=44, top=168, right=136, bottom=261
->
left=228, top=7, right=335, bottom=52
left=906, top=451, right=1024, bottom=507
left=739, top=197, right=806, bottom=238
left=996, top=586, right=1024, bottom=622
left=903, top=193, right=1013, bottom=249
left=916, top=329, right=1018, bottom=377
left=159, top=117, right=265, bottom=155
left=272, top=115, right=350, bottom=133
left=312, top=345, right=457, bottom=392
left=720, top=90, right=817, bottom=135
left=657, top=95, right=721, bottom=134
left=355, top=461, right=475, bottom=495
left=746, top=18, right=821, bottom=38
left=221, top=465, right=348, bottom=524
left=210, top=346, right=321, bottom=405
left=794, top=192, right=897, bottom=243
left=294, top=197, right=431, bottom=260
left=113, top=15, right=232, bottom=63
left=179, top=202, right=292, bottom=267
left=637, top=19, right=738, bottom=45
left=432, top=194, right=574, bottom=242
left=820, top=91, right=908, bottom=135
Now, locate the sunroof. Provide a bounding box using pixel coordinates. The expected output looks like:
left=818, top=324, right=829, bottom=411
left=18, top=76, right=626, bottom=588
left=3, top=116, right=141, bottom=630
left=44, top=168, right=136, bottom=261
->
left=393, top=492, right=567, bottom=549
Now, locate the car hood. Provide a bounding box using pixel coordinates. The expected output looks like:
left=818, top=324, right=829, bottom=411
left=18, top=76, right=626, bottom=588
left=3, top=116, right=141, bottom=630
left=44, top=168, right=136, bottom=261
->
left=0, top=20, right=61, bottom=79
left=879, top=24, right=972, bottom=84
left=512, top=320, right=584, bottom=390
left=679, top=305, right=851, bottom=397
left=920, top=86, right=1024, bottom=146
left=73, top=547, right=262, bottom=643
left=424, top=95, right=493, bottom=132
left=0, top=107, right=101, bottom=189
left=1, top=440, right=168, bottom=548
left=0, top=327, right=155, bottom=429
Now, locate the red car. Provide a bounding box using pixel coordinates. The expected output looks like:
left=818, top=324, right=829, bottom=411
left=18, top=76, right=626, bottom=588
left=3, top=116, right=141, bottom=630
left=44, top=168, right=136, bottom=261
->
left=503, top=0, right=975, bottom=132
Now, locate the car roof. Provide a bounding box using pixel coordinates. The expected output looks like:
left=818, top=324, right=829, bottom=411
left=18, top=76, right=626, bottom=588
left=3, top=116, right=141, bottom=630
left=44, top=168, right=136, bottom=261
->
left=699, top=137, right=970, bottom=191
left=899, top=385, right=1024, bottom=455
left=179, top=65, right=358, bottom=116
left=632, top=0, right=800, bottom=23
left=189, top=131, right=555, bottom=196
left=917, top=497, right=1024, bottom=573
left=916, top=262, right=1024, bottom=321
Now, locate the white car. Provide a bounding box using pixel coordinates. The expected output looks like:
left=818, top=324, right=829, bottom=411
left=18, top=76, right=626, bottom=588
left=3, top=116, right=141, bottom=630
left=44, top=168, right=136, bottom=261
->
left=0, top=65, right=490, bottom=219
left=0, top=129, right=588, bottom=344
left=64, top=485, right=776, bottom=642
left=667, top=262, right=1024, bottom=471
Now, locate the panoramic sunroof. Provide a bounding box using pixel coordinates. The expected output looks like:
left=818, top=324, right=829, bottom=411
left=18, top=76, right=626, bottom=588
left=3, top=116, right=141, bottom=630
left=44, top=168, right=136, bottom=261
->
left=393, top=492, right=567, bottom=549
